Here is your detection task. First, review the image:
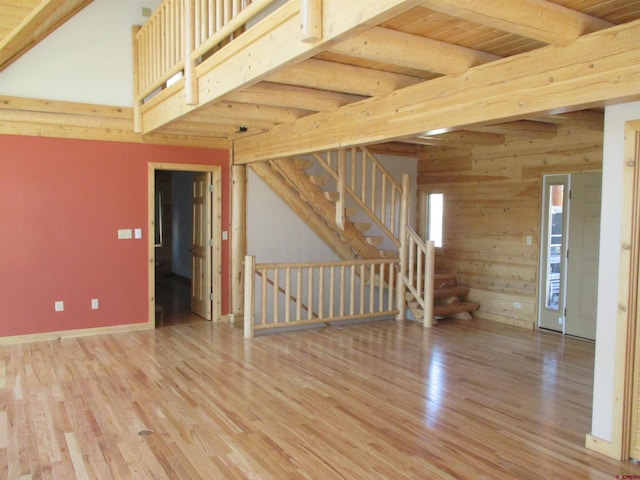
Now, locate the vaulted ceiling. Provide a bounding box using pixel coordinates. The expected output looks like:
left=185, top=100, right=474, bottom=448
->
left=0, top=0, right=93, bottom=72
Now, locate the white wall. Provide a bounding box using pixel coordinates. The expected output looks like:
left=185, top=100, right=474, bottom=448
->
left=247, top=168, right=339, bottom=263
left=0, top=0, right=160, bottom=106
left=591, top=100, right=640, bottom=442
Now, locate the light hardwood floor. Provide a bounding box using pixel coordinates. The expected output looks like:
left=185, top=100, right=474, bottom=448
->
left=2, top=316, right=639, bottom=479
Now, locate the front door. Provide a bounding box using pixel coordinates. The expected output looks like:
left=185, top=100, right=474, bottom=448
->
left=538, top=173, right=602, bottom=338
left=191, top=172, right=212, bottom=320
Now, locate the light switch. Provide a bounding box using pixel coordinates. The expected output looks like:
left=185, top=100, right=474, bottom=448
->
left=55, top=301, right=64, bottom=312
left=222, top=231, right=228, bottom=240
left=134, top=228, right=142, bottom=239
left=118, top=228, right=133, bottom=240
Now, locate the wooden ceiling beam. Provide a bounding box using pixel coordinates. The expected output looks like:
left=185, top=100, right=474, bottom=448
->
left=233, top=19, right=640, bottom=164
left=141, top=0, right=427, bottom=132
left=329, top=26, right=499, bottom=76
left=466, top=120, right=558, bottom=138
left=527, top=110, right=605, bottom=131
left=419, top=0, right=612, bottom=46
left=410, top=130, right=506, bottom=147
left=0, top=0, right=93, bottom=72
left=227, top=83, right=366, bottom=112
left=267, top=58, right=421, bottom=97
left=183, top=101, right=310, bottom=126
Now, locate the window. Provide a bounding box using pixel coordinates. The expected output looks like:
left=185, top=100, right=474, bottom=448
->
left=427, top=193, right=443, bottom=248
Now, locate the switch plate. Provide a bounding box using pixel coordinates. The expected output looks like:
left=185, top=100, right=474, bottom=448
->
left=222, top=231, right=229, bottom=241
left=526, top=236, right=532, bottom=245
left=134, top=228, right=142, bottom=239
left=55, top=301, right=64, bottom=312
left=91, top=299, right=99, bottom=310
left=118, top=228, right=133, bottom=240
left=513, top=302, right=522, bottom=309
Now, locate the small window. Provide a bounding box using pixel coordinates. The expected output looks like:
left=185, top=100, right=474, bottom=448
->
left=427, top=193, right=443, bottom=248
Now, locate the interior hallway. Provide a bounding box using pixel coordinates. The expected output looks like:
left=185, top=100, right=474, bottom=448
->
left=2, top=318, right=638, bottom=479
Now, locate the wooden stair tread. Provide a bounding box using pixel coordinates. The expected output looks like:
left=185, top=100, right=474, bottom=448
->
left=353, top=222, right=372, bottom=233
left=379, top=249, right=398, bottom=259
left=434, top=286, right=469, bottom=299
left=433, top=302, right=480, bottom=316
left=366, top=236, right=384, bottom=247
left=324, top=191, right=339, bottom=202
left=309, top=175, right=328, bottom=186
left=293, top=158, right=314, bottom=169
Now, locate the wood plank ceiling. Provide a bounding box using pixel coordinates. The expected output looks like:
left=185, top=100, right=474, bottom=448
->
left=141, top=0, right=640, bottom=153
left=0, top=0, right=93, bottom=72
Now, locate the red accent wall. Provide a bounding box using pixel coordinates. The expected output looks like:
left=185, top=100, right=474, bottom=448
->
left=0, top=135, right=230, bottom=337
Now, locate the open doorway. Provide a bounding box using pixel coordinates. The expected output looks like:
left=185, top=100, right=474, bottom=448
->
left=148, top=163, right=222, bottom=327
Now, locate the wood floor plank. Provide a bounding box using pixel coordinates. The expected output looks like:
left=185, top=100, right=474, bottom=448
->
left=2, top=318, right=640, bottom=478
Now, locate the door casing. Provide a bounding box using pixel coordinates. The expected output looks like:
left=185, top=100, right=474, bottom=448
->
left=148, top=163, right=222, bottom=326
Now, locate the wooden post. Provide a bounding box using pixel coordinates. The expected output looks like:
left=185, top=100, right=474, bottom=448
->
left=336, top=149, right=346, bottom=230
left=231, top=165, right=247, bottom=325
left=300, top=0, right=322, bottom=43
left=243, top=255, right=255, bottom=338
left=424, top=241, right=435, bottom=327
left=132, top=25, right=143, bottom=133
left=184, top=0, right=199, bottom=106
left=396, top=174, right=410, bottom=320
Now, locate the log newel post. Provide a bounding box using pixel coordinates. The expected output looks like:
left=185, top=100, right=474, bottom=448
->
left=336, top=149, right=346, bottom=229
left=132, top=25, right=143, bottom=133
left=396, top=174, right=410, bottom=320
left=300, top=0, right=322, bottom=43
left=231, top=165, right=247, bottom=324
left=185, top=0, right=199, bottom=106
left=244, top=255, right=256, bottom=338
left=424, top=241, right=435, bottom=327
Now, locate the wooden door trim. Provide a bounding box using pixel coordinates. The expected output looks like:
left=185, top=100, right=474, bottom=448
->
left=588, top=120, right=640, bottom=459
left=148, top=163, right=222, bottom=326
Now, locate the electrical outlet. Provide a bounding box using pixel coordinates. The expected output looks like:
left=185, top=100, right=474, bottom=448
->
left=55, top=301, right=64, bottom=312
left=513, top=302, right=522, bottom=309
left=91, top=299, right=99, bottom=310
left=558, top=317, right=564, bottom=325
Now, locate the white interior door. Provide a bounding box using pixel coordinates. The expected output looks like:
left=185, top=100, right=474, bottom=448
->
left=191, top=172, right=212, bottom=320
left=565, top=172, right=602, bottom=340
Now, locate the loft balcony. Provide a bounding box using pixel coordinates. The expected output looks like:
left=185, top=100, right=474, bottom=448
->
left=132, top=0, right=640, bottom=162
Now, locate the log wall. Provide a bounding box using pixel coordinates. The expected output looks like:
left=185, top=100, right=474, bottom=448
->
left=417, top=126, right=603, bottom=328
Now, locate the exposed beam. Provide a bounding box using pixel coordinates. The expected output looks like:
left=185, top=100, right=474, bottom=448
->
left=233, top=19, right=640, bottom=164
left=419, top=0, right=612, bottom=46
left=141, top=0, right=426, bottom=132
left=226, top=82, right=366, bottom=112
left=527, top=110, right=605, bottom=132
left=329, top=26, right=499, bottom=76
left=267, top=58, right=421, bottom=97
left=409, top=130, right=506, bottom=147
left=466, top=120, right=558, bottom=138
left=183, top=101, right=310, bottom=127
left=0, top=0, right=93, bottom=72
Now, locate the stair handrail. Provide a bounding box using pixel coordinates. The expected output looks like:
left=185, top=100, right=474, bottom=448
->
left=133, top=0, right=280, bottom=130
left=313, top=146, right=405, bottom=247
left=244, top=255, right=400, bottom=338
left=400, top=225, right=435, bottom=327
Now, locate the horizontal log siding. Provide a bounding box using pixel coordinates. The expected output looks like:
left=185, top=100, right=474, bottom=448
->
left=417, top=126, right=603, bottom=328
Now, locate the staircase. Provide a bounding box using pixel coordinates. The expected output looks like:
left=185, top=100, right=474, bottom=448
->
left=407, top=272, right=479, bottom=324
left=249, top=146, right=479, bottom=327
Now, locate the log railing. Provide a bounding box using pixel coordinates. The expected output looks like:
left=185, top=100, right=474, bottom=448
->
left=244, top=256, right=400, bottom=338
left=314, top=147, right=404, bottom=247
left=133, top=0, right=280, bottom=130
left=400, top=225, right=435, bottom=327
